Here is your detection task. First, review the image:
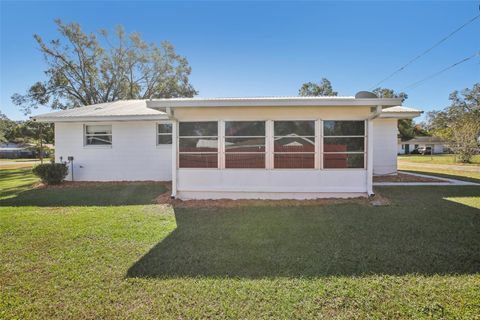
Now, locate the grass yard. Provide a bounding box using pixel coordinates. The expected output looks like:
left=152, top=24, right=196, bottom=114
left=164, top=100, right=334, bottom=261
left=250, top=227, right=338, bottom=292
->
left=398, top=163, right=480, bottom=183
left=1, top=167, right=479, bottom=319
left=398, top=154, right=480, bottom=165
left=0, top=159, right=42, bottom=170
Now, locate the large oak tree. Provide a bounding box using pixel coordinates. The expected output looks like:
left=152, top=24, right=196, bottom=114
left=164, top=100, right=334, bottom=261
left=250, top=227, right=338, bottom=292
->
left=12, top=20, right=197, bottom=115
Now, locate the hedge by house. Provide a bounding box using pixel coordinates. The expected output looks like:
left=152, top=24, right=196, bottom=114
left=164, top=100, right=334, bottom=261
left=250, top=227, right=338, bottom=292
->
left=32, top=162, right=68, bottom=185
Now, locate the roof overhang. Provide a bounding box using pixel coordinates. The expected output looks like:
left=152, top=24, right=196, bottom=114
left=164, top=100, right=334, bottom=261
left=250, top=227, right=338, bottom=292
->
left=379, top=106, right=423, bottom=119
left=146, top=97, right=403, bottom=109
left=32, top=114, right=170, bottom=123
left=379, top=112, right=423, bottom=119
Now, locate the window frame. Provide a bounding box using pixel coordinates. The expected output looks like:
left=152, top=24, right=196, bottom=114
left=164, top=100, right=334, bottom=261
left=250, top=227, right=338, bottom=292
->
left=272, top=120, right=317, bottom=169
left=156, top=121, right=173, bottom=146
left=83, top=124, right=113, bottom=148
left=223, top=120, right=266, bottom=169
left=321, top=120, right=367, bottom=170
left=178, top=120, right=219, bottom=169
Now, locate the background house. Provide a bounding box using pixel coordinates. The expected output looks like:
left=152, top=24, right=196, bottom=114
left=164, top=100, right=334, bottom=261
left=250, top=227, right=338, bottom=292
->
left=398, top=136, right=447, bottom=154
left=0, top=143, right=35, bottom=159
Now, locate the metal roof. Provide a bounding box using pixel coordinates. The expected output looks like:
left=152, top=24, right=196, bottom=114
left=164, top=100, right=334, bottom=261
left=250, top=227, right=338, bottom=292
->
left=381, top=106, right=422, bottom=113
left=32, top=98, right=421, bottom=122
left=33, top=100, right=169, bottom=122
left=379, top=106, right=422, bottom=119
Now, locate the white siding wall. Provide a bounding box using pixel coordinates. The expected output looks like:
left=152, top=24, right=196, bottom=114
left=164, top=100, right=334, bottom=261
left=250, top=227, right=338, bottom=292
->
left=372, top=119, right=398, bottom=175
left=55, top=122, right=172, bottom=181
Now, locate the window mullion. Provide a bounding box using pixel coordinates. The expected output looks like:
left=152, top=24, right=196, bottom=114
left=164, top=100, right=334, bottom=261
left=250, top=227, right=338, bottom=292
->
left=266, top=120, right=274, bottom=170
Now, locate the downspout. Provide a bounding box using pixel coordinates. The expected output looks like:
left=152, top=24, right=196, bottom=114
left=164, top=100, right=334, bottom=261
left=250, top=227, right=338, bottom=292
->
left=166, top=107, right=178, bottom=199
left=366, top=105, right=382, bottom=197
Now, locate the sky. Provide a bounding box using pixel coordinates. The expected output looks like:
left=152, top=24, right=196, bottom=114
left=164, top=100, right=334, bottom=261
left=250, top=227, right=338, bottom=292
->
left=0, top=0, right=479, bottom=121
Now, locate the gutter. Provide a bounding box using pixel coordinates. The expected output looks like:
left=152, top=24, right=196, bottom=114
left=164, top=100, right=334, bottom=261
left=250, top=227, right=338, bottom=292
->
left=166, top=107, right=178, bottom=199
left=366, top=105, right=383, bottom=196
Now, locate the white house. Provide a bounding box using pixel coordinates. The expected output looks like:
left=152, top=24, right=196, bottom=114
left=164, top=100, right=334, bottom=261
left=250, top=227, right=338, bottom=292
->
left=33, top=93, right=422, bottom=200
left=398, top=136, right=446, bottom=154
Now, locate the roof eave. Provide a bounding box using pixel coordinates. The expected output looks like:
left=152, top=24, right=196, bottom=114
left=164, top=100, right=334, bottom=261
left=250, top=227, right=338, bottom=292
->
left=147, top=98, right=403, bottom=109
left=32, top=114, right=170, bottom=123
left=379, top=111, right=423, bottom=119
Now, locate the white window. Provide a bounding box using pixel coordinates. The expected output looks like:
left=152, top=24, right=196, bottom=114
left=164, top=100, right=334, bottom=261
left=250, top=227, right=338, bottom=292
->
left=179, top=122, right=218, bottom=168
left=157, top=123, right=172, bottom=145
left=322, top=121, right=365, bottom=169
left=274, top=121, right=315, bottom=168
left=224, top=121, right=266, bottom=168
left=84, top=125, right=112, bottom=146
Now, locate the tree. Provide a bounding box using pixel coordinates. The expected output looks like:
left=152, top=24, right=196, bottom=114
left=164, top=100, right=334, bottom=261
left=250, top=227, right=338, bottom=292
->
left=299, top=78, right=337, bottom=96
left=0, top=111, right=15, bottom=143
left=427, top=83, right=480, bottom=162
left=0, top=112, right=54, bottom=145
left=371, top=87, right=408, bottom=103
left=12, top=20, right=197, bottom=115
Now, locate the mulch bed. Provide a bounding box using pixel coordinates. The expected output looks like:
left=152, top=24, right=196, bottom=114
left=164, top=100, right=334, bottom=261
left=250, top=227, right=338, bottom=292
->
left=155, top=183, right=372, bottom=208
left=373, top=172, right=447, bottom=183
left=165, top=197, right=371, bottom=208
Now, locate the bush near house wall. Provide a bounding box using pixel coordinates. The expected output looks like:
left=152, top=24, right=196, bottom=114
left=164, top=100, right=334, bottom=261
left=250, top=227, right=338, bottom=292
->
left=32, top=162, right=68, bottom=185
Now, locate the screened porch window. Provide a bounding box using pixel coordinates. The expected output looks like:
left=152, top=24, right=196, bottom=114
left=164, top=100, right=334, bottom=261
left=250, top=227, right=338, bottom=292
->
left=84, top=125, right=112, bottom=146
left=323, top=120, right=365, bottom=168
left=225, top=121, right=265, bottom=168
left=179, top=122, right=218, bottom=168
left=274, top=121, right=315, bottom=168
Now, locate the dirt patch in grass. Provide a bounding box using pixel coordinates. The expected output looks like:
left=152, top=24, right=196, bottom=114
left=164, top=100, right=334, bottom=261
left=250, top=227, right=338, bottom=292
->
left=369, top=192, right=391, bottom=206
left=373, top=173, right=446, bottom=183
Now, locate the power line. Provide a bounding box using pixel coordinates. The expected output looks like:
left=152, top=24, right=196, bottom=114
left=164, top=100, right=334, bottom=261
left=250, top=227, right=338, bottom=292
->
left=402, top=51, right=479, bottom=90
left=370, top=11, right=480, bottom=89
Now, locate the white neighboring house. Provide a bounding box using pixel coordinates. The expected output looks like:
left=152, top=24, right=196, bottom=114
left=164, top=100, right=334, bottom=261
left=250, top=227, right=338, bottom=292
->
left=32, top=94, right=422, bottom=199
left=398, top=136, right=446, bottom=155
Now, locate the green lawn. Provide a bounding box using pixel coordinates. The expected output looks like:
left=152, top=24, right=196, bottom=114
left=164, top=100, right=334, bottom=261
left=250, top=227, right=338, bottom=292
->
left=398, top=163, right=480, bottom=183
left=398, top=154, right=480, bottom=165
left=1, top=168, right=479, bottom=319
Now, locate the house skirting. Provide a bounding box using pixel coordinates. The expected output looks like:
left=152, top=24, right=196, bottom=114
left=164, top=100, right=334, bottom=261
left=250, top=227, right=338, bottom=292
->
left=177, top=190, right=367, bottom=200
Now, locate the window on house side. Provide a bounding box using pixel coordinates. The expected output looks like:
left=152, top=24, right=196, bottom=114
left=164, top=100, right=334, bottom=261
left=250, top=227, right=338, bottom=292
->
left=157, top=123, right=173, bottom=145
left=323, top=121, right=365, bottom=169
left=85, top=125, right=112, bottom=146
left=225, top=121, right=266, bottom=168
left=274, top=121, right=315, bottom=168
left=179, top=122, right=218, bottom=168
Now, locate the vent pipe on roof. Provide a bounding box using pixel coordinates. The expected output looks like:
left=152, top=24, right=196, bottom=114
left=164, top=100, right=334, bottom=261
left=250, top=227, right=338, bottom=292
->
left=355, top=91, right=378, bottom=99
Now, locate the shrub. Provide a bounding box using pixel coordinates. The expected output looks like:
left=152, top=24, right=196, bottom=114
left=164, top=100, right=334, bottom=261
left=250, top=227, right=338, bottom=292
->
left=32, top=162, right=68, bottom=185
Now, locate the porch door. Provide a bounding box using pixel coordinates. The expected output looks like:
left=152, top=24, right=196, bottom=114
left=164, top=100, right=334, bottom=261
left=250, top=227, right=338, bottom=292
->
left=405, top=144, right=410, bottom=154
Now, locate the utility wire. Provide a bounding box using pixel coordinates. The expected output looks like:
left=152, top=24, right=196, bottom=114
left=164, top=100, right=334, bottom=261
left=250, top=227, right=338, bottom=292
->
left=402, top=51, right=479, bottom=90
left=370, top=11, right=480, bottom=89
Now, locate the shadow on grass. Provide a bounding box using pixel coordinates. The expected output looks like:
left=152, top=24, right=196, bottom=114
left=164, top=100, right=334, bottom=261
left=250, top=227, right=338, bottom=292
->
left=0, top=183, right=167, bottom=207
left=400, top=169, right=480, bottom=184
left=127, top=186, right=480, bottom=278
